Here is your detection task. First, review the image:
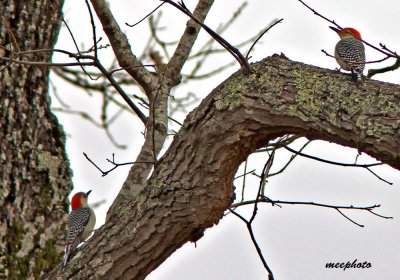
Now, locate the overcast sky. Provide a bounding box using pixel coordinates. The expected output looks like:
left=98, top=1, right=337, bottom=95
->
left=52, top=1, right=400, bottom=279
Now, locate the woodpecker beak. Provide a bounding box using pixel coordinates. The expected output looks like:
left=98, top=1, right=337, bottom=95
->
left=86, top=190, right=92, bottom=196
left=329, top=26, right=340, bottom=33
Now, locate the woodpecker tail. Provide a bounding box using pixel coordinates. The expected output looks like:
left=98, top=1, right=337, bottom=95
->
left=61, top=240, right=79, bottom=272
left=61, top=245, right=72, bottom=271
left=351, top=69, right=364, bottom=84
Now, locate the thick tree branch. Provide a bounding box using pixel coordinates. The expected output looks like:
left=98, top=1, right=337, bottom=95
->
left=53, top=54, right=400, bottom=279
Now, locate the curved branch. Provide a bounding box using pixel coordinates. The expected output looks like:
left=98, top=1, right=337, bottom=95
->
left=368, top=57, right=400, bottom=78
left=52, top=54, right=400, bottom=279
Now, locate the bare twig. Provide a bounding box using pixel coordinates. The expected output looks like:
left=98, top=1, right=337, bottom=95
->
left=62, top=18, right=81, bottom=55
left=336, top=208, right=364, bottom=227
left=229, top=209, right=275, bottom=280
left=232, top=197, right=386, bottom=212
left=94, top=59, right=147, bottom=123
left=230, top=197, right=392, bottom=227
left=284, top=146, right=383, bottom=168
left=85, top=0, right=99, bottom=59
left=366, top=167, right=393, bottom=185
left=267, top=140, right=311, bottom=177
left=380, top=43, right=399, bottom=57
left=83, top=153, right=154, bottom=176
left=0, top=56, right=93, bottom=66
left=284, top=146, right=391, bottom=185
left=246, top=18, right=283, bottom=60
left=125, top=2, right=166, bottom=28
left=229, top=147, right=277, bottom=279
left=161, top=0, right=251, bottom=71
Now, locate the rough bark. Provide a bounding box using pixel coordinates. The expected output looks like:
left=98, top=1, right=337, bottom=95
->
left=0, top=0, right=71, bottom=278
left=55, top=54, right=400, bottom=279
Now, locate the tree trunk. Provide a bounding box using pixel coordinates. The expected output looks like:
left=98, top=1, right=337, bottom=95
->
left=0, top=0, right=71, bottom=278
left=56, top=54, right=400, bottom=279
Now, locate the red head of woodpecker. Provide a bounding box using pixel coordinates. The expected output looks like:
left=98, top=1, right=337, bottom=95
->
left=62, top=190, right=96, bottom=271
left=329, top=26, right=365, bottom=83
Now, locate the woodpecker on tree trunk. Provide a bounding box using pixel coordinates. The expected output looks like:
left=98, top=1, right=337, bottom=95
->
left=62, top=190, right=96, bottom=272
left=330, top=26, right=365, bottom=83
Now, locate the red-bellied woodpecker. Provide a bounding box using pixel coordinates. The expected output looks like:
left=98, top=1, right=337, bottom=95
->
left=62, top=190, right=96, bottom=271
left=330, top=26, right=365, bottom=83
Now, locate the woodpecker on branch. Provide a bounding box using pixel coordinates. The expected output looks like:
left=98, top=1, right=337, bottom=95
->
left=62, top=190, right=96, bottom=271
left=330, top=26, right=365, bottom=83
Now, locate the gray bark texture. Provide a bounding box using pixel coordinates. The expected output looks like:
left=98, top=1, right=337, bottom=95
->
left=0, top=0, right=71, bottom=279
left=55, top=54, right=400, bottom=279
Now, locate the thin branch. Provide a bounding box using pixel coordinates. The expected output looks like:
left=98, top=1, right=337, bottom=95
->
left=162, top=0, right=251, bottom=72
left=231, top=197, right=383, bottom=212
left=234, top=168, right=256, bottom=180
left=83, top=152, right=106, bottom=174
left=256, top=135, right=302, bottom=152
left=284, top=146, right=383, bottom=168
left=336, top=208, right=364, bottom=227
left=61, top=17, right=98, bottom=79
left=259, top=149, right=275, bottom=196
left=246, top=18, right=283, bottom=60
left=0, top=56, right=94, bottom=66
left=126, top=2, right=166, bottom=28
left=268, top=140, right=311, bottom=177
left=94, top=58, right=148, bottom=123
left=231, top=197, right=392, bottom=227
left=182, top=2, right=248, bottom=80
left=62, top=18, right=81, bottom=55
left=227, top=145, right=278, bottom=279
left=85, top=0, right=99, bottom=59
left=109, top=64, right=157, bottom=75
left=229, top=209, right=275, bottom=280
left=83, top=153, right=154, bottom=176
left=367, top=209, right=393, bottom=219
left=380, top=43, right=399, bottom=57
left=284, top=146, right=392, bottom=184
left=366, top=167, right=393, bottom=185
left=240, top=160, right=249, bottom=203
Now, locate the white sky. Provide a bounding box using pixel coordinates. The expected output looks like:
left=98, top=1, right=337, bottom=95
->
left=52, top=1, right=400, bottom=279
